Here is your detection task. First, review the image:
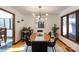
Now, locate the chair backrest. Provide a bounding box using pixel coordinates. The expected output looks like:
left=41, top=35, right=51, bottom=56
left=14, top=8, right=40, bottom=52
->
left=32, top=41, right=47, bottom=52
left=25, top=31, right=32, bottom=46
left=48, top=32, right=51, bottom=37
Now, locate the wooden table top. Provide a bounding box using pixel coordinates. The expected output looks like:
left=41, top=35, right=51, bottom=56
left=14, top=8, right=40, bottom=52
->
left=30, top=33, right=50, bottom=41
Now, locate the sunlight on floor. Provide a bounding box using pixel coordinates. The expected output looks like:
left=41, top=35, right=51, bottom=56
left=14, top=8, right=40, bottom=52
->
left=7, top=44, right=25, bottom=52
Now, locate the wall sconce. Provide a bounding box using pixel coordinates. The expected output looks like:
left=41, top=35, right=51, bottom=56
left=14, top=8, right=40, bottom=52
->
left=21, top=19, right=24, bottom=22
left=17, top=21, right=20, bottom=23
left=17, top=19, right=24, bottom=23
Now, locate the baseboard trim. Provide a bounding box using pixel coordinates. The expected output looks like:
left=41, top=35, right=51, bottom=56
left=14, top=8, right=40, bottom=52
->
left=58, top=38, right=75, bottom=52
left=13, top=39, right=22, bottom=45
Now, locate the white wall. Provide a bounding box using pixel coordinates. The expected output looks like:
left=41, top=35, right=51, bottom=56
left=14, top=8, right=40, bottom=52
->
left=58, top=6, right=79, bottom=51
left=23, top=14, right=58, bottom=33
left=45, top=15, right=58, bottom=33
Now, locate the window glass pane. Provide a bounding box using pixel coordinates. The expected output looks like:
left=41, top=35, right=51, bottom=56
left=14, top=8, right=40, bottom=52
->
left=0, top=18, right=4, bottom=27
left=69, top=13, right=76, bottom=40
left=63, top=16, right=67, bottom=36
left=5, top=18, right=9, bottom=29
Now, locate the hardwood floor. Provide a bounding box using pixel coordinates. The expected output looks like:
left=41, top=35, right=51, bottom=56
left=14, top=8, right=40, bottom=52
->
left=6, top=33, right=75, bottom=52
left=7, top=40, right=25, bottom=52
left=57, top=39, right=75, bottom=52
left=12, top=41, right=25, bottom=48
left=7, top=39, right=75, bottom=52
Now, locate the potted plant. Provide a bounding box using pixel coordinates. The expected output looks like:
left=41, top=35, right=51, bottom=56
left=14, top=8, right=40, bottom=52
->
left=52, top=24, right=59, bottom=37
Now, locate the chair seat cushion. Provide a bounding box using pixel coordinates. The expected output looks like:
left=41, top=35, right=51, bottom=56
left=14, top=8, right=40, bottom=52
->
left=26, top=41, right=31, bottom=46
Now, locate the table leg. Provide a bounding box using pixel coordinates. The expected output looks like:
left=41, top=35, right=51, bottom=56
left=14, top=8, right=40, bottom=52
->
left=0, top=39, right=1, bottom=46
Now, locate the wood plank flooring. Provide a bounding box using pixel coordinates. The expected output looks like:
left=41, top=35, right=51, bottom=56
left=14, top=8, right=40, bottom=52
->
left=57, top=39, right=75, bottom=52
left=7, top=39, right=74, bottom=52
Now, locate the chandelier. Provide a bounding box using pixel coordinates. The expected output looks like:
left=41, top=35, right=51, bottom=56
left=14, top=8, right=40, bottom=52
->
left=32, top=6, right=48, bottom=20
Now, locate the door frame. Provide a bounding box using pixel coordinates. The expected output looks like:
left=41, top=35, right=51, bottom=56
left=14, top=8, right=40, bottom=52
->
left=0, top=8, right=15, bottom=44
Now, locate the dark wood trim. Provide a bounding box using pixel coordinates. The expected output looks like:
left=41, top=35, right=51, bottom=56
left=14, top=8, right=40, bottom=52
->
left=58, top=38, right=75, bottom=52
left=67, top=15, right=69, bottom=38
left=0, top=8, right=14, bottom=14
left=61, top=17, right=63, bottom=36
left=13, top=39, right=22, bottom=45
left=76, top=11, right=77, bottom=41
left=12, top=14, right=15, bottom=44
left=0, top=8, right=15, bottom=44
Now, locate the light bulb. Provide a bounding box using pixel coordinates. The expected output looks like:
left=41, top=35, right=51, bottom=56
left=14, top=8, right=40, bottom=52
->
left=46, top=13, right=48, bottom=16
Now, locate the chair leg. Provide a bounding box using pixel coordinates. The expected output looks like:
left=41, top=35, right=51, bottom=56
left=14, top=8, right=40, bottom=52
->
left=26, top=46, right=28, bottom=52
left=53, top=46, right=56, bottom=52
left=52, top=47, right=54, bottom=52
left=0, top=41, right=1, bottom=46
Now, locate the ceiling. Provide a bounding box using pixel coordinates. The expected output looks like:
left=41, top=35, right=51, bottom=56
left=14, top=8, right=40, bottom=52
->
left=12, top=6, right=69, bottom=15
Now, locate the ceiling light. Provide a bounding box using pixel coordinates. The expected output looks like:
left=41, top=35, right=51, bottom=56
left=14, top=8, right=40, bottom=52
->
left=32, top=6, right=48, bottom=20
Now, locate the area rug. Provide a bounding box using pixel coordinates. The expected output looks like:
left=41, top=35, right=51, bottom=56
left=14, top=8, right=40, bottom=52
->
left=0, top=39, right=12, bottom=52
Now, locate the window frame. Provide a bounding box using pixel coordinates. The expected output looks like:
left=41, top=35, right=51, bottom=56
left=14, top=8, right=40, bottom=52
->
left=0, top=8, right=15, bottom=44
left=61, top=10, right=79, bottom=44
left=61, top=16, right=68, bottom=38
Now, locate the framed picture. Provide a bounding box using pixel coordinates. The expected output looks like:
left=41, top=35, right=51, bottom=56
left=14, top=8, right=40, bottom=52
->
left=38, top=20, right=44, bottom=28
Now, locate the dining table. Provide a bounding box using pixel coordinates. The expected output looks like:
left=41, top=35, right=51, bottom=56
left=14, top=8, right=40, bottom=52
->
left=30, top=33, right=50, bottom=52
left=30, top=33, right=50, bottom=41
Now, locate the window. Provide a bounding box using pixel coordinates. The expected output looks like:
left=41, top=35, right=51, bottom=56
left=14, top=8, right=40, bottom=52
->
left=0, top=9, right=12, bottom=30
left=62, top=16, right=67, bottom=37
left=0, top=18, right=4, bottom=27
left=0, top=18, right=12, bottom=29
left=61, top=11, right=79, bottom=44
left=69, top=13, right=76, bottom=41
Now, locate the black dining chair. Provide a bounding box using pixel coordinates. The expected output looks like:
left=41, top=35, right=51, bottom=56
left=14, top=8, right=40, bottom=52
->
left=32, top=41, right=47, bottom=52
left=25, top=33, right=32, bottom=52
left=47, top=37, right=57, bottom=52
left=48, top=32, right=51, bottom=38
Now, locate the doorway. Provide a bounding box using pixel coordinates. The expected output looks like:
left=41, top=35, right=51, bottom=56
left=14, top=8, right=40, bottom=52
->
left=0, top=8, right=15, bottom=49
